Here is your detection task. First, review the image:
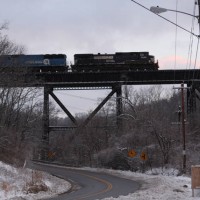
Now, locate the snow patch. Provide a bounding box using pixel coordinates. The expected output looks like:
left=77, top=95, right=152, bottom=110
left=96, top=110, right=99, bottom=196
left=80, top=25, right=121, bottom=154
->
left=79, top=167, right=200, bottom=200
left=0, top=161, right=71, bottom=200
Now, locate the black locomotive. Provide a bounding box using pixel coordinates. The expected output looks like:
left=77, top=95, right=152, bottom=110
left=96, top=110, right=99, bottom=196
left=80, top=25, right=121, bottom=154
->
left=72, top=52, right=159, bottom=72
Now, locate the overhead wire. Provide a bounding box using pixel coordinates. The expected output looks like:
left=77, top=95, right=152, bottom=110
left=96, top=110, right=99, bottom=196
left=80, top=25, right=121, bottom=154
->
left=62, top=105, right=87, bottom=112
left=192, top=0, right=200, bottom=83
left=130, top=0, right=199, bottom=38
left=193, top=37, right=200, bottom=71
left=186, top=0, right=199, bottom=114
left=183, top=0, right=197, bottom=85
left=192, top=28, right=200, bottom=80
left=55, top=91, right=98, bottom=102
left=186, top=1, right=196, bottom=71
left=51, top=91, right=101, bottom=113
left=173, top=0, right=178, bottom=86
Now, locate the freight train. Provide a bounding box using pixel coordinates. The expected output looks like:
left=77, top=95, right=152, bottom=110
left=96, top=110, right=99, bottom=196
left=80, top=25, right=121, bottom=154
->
left=0, top=52, right=159, bottom=73
left=72, top=52, right=158, bottom=72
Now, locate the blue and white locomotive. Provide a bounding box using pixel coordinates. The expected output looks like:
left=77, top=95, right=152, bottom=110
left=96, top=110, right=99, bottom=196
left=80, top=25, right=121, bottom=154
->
left=0, top=54, right=67, bottom=72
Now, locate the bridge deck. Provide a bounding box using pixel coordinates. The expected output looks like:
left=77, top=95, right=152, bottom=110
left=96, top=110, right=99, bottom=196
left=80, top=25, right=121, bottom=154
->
left=1, top=69, right=200, bottom=87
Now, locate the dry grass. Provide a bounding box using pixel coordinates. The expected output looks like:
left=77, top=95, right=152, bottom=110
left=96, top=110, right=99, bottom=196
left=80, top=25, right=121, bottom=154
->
left=1, top=181, right=17, bottom=197
left=26, top=183, right=48, bottom=194
left=2, top=181, right=10, bottom=193
left=24, top=170, right=49, bottom=194
left=32, top=171, right=43, bottom=184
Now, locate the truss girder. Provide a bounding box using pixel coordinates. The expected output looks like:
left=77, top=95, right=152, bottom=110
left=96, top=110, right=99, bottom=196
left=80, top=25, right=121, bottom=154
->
left=81, top=86, right=119, bottom=127
left=49, top=90, right=77, bottom=125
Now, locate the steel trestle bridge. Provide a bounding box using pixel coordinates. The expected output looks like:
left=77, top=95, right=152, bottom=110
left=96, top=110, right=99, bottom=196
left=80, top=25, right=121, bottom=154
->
left=2, top=68, right=199, bottom=160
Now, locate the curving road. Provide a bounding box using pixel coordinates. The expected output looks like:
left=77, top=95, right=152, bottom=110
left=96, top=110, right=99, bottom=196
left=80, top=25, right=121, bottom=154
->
left=29, top=162, right=140, bottom=200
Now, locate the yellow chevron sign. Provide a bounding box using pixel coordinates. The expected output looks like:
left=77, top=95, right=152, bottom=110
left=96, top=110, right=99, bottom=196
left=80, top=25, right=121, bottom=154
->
left=140, top=152, right=148, bottom=161
left=128, top=149, right=137, bottom=158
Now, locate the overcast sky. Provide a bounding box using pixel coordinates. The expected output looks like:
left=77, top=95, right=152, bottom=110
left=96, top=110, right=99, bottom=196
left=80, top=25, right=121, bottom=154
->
left=0, top=0, right=199, bottom=115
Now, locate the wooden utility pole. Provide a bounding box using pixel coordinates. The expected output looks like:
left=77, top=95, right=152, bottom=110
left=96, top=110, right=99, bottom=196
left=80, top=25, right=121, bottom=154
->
left=181, top=83, right=186, bottom=173
left=173, top=83, right=188, bottom=173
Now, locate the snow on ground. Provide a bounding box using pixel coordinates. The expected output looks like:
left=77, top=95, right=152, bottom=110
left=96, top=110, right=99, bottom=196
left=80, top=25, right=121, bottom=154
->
left=80, top=167, right=200, bottom=200
left=1, top=160, right=200, bottom=200
left=0, top=161, right=71, bottom=200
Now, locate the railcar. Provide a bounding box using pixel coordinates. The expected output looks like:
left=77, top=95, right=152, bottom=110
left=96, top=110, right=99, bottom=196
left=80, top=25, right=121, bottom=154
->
left=0, top=54, right=67, bottom=73
left=72, top=52, right=159, bottom=72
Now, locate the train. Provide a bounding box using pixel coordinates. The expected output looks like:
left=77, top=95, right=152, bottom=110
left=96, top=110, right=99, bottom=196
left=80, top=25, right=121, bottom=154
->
left=0, top=52, right=158, bottom=73
left=73, top=52, right=158, bottom=72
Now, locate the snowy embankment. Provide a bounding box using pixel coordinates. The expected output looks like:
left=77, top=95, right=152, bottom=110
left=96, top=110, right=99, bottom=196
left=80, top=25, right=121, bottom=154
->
left=80, top=167, right=200, bottom=200
left=0, top=161, right=71, bottom=200
left=0, top=160, right=200, bottom=200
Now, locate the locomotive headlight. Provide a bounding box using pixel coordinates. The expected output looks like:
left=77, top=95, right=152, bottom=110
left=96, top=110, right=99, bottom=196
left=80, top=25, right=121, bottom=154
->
left=43, top=59, right=50, bottom=65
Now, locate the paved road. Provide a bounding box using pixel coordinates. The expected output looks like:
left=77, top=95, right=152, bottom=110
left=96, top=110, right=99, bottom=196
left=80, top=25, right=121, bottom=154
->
left=29, top=162, right=140, bottom=200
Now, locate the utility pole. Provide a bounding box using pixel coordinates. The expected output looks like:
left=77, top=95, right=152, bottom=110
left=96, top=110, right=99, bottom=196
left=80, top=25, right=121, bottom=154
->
left=181, top=83, right=186, bottom=173
left=173, top=83, right=189, bottom=173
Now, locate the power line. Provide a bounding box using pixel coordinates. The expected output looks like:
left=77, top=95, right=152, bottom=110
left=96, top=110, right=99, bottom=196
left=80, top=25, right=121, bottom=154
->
left=173, top=0, right=178, bottom=85
left=130, top=0, right=199, bottom=38
left=192, top=37, right=200, bottom=80
left=184, top=0, right=196, bottom=82
left=194, top=37, right=200, bottom=70
left=55, top=91, right=98, bottom=102
left=192, top=1, right=200, bottom=81
left=63, top=105, right=88, bottom=112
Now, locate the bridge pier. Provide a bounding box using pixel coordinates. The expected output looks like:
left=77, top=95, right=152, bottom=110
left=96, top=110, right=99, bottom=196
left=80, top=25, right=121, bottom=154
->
left=41, top=86, right=50, bottom=160
left=116, top=85, right=123, bottom=132
left=187, top=83, right=200, bottom=114
left=187, top=84, right=196, bottom=114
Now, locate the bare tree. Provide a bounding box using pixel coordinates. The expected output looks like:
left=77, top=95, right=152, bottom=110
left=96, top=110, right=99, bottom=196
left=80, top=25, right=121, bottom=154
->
left=0, top=23, right=24, bottom=55
left=0, top=23, right=44, bottom=165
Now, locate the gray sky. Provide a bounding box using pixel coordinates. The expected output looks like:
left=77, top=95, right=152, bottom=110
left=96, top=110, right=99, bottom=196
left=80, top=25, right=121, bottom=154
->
left=0, top=0, right=199, bottom=115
